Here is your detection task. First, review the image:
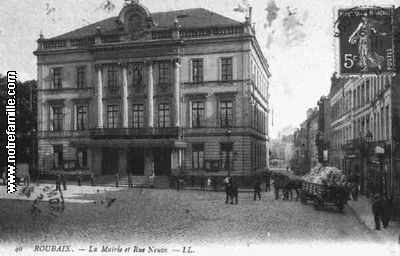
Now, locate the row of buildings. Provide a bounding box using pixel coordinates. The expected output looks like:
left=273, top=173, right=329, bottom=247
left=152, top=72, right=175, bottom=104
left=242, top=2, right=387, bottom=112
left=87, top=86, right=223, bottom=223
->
left=33, top=2, right=271, bottom=186
left=294, top=72, right=400, bottom=219
left=294, top=74, right=400, bottom=219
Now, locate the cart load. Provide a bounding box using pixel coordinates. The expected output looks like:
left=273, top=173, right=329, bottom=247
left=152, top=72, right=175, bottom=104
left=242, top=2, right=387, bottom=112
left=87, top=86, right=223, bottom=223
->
left=300, top=165, right=351, bottom=212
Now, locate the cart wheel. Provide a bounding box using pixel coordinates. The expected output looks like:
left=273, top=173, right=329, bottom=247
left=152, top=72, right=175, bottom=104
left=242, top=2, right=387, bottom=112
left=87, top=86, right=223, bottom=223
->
left=313, top=200, right=323, bottom=211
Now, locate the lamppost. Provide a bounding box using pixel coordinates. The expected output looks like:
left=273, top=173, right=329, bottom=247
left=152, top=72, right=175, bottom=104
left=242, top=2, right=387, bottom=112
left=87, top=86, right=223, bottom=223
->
left=226, top=127, right=232, bottom=177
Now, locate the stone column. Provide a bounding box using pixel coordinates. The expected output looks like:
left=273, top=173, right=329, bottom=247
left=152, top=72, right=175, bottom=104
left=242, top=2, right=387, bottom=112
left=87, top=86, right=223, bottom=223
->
left=121, top=63, right=129, bottom=128
left=95, top=64, right=103, bottom=128
left=146, top=61, right=154, bottom=128
left=173, top=59, right=181, bottom=127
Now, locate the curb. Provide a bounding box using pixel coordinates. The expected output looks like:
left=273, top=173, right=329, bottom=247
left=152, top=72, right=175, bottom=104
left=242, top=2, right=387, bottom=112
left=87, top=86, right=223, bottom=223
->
left=345, top=203, right=383, bottom=242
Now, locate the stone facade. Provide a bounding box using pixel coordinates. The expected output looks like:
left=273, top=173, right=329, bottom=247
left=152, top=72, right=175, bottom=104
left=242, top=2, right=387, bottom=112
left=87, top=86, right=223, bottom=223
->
left=33, top=3, right=270, bottom=183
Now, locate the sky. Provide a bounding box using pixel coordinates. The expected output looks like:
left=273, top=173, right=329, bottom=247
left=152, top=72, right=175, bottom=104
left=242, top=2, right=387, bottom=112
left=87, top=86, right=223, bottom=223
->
left=0, top=0, right=396, bottom=138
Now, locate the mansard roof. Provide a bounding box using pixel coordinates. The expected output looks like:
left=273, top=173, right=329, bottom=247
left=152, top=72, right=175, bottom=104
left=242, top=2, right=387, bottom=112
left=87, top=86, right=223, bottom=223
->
left=50, top=8, right=242, bottom=40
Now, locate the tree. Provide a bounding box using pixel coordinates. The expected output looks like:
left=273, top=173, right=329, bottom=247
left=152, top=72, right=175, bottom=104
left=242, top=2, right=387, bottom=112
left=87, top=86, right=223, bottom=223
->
left=0, top=75, right=37, bottom=174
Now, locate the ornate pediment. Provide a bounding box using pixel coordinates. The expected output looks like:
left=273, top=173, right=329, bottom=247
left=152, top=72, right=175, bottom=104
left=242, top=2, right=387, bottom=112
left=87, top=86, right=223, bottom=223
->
left=118, top=2, right=154, bottom=41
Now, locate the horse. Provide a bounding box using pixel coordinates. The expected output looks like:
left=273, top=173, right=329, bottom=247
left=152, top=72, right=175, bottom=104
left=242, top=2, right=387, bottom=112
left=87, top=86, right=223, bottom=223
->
left=285, top=179, right=302, bottom=200
left=271, top=173, right=290, bottom=200
left=271, top=173, right=302, bottom=200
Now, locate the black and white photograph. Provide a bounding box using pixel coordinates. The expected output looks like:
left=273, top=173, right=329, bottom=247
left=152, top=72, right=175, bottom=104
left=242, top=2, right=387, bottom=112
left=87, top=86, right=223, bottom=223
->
left=0, top=0, right=399, bottom=255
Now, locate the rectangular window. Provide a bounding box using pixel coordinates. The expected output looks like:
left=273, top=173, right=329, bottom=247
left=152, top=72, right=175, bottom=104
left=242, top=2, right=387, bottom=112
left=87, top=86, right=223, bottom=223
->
left=353, top=89, right=356, bottom=109
left=220, top=142, right=233, bottom=170
left=76, top=105, right=87, bottom=130
left=132, top=104, right=144, bottom=128
left=53, top=145, right=63, bottom=169
left=192, top=59, right=203, bottom=83
left=221, top=57, right=233, bottom=81
left=366, top=80, right=370, bottom=103
left=77, top=149, right=88, bottom=168
left=192, top=143, right=204, bottom=169
left=159, top=62, right=170, bottom=85
left=192, top=101, right=204, bottom=128
left=220, top=100, right=233, bottom=127
left=107, top=65, right=118, bottom=87
left=76, top=66, right=86, bottom=88
left=107, top=105, right=119, bottom=128
left=158, top=103, right=170, bottom=128
left=52, top=67, right=62, bottom=89
left=132, top=63, right=144, bottom=87
left=52, top=106, right=63, bottom=131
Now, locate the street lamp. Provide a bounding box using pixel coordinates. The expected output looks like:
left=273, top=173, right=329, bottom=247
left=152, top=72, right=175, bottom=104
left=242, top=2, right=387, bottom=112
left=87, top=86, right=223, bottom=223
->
left=226, top=127, right=232, bottom=177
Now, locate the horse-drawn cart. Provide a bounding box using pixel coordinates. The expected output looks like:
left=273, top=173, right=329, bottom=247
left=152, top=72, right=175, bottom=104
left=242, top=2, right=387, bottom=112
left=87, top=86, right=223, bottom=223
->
left=299, top=180, right=350, bottom=212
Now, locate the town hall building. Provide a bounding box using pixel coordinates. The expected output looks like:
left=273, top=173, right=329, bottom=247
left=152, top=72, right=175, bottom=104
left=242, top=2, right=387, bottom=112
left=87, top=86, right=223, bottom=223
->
left=34, top=2, right=270, bottom=187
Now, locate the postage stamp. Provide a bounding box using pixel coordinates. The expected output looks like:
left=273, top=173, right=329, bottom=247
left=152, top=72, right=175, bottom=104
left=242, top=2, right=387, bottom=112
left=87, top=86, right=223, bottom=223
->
left=334, top=7, right=395, bottom=75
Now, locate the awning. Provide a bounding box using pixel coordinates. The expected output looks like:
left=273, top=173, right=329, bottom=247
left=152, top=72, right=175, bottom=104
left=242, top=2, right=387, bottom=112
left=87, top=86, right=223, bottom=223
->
left=70, top=138, right=187, bottom=148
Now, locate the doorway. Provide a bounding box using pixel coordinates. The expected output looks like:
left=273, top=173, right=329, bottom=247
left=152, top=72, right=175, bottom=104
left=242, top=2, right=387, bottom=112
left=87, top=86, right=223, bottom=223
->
left=153, top=148, right=171, bottom=176
left=127, top=148, right=144, bottom=175
left=101, top=148, right=119, bottom=175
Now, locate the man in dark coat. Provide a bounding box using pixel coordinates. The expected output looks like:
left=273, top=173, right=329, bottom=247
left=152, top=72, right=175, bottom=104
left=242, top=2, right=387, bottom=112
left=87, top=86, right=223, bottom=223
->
left=61, top=173, right=67, bottom=190
left=56, top=173, right=61, bottom=191
left=230, top=181, right=238, bottom=204
left=90, top=171, right=95, bottom=186
left=265, top=172, right=271, bottom=192
left=115, top=172, right=119, bottom=188
left=381, top=197, right=392, bottom=229
left=253, top=177, right=261, bottom=200
left=200, top=175, right=205, bottom=191
left=77, top=171, right=82, bottom=186
left=128, top=172, right=133, bottom=188
left=372, top=194, right=383, bottom=230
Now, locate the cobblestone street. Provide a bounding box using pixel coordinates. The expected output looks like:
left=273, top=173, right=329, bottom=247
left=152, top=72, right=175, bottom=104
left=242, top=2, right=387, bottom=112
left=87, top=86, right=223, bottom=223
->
left=0, top=184, right=384, bottom=248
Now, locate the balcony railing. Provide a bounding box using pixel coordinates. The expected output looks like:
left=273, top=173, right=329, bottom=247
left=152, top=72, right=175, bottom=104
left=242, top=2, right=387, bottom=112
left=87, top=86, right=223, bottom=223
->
left=38, top=25, right=247, bottom=50
left=38, top=130, right=89, bottom=138
left=89, top=127, right=182, bottom=139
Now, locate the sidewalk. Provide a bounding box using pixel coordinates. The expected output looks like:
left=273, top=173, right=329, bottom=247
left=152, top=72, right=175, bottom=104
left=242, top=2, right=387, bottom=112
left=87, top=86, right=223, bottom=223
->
left=347, top=195, right=400, bottom=244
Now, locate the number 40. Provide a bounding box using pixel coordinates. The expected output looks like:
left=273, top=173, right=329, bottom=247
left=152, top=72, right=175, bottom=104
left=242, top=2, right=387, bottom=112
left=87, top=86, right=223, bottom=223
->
left=344, top=54, right=358, bottom=69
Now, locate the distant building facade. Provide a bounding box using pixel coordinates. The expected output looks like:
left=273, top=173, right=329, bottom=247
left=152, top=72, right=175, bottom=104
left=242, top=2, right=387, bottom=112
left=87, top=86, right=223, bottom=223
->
left=33, top=2, right=270, bottom=186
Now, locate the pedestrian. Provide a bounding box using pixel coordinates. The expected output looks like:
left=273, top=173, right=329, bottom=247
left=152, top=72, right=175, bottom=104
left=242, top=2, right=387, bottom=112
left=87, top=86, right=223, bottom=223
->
left=191, top=175, right=195, bottom=188
left=351, top=173, right=359, bottom=201
left=372, top=194, right=383, bottom=230
left=207, top=177, right=211, bottom=188
left=176, top=176, right=181, bottom=191
left=56, top=173, right=61, bottom=191
left=179, top=176, right=185, bottom=190
left=382, top=197, right=392, bottom=229
left=128, top=172, right=133, bottom=188
left=115, top=172, right=119, bottom=188
left=77, top=171, right=82, bottom=186
left=265, top=172, right=271, bottom=192
left=200, top=175, right=205, bottom=191
left=90, top=171, right=96, bottom=186
left=212, top=177, right=218, bottom=192
left=61, top=173, right=67, bottom=191
left=230, top=180, right=238, bottom=204
left=253, top=177, right=261, bottom=201
left=224, top=177, right=231, bottom=204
